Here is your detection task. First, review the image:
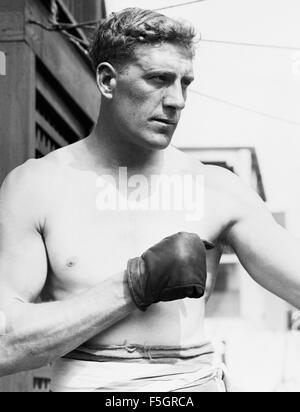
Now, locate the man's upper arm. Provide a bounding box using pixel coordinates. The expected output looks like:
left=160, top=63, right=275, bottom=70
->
left=223, top=170, right=300, bottom=306
left=0, top=161, right=48, bottom=310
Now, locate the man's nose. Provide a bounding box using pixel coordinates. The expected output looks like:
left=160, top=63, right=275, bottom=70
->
left=163, top=83, right=186, bottom=111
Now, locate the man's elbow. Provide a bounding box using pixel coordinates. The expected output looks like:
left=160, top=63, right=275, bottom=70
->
left=0, top=337, right=24, bottom=377
left=0, top=336, right=50, bottom=378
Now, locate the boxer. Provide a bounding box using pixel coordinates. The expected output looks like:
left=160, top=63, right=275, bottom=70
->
left=0, top=8, right=300, bottom=392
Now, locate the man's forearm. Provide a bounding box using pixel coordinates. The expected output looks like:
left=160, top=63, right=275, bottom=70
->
left=0, top=271, right=136, bottom=377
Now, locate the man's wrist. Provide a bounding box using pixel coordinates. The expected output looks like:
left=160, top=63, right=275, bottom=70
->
left=125, top=260, right=148, bottom=312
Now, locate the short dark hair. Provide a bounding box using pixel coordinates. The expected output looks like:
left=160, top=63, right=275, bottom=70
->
left=89, top=7, right=197, bottom=71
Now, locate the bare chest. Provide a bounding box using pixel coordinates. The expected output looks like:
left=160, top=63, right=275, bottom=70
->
left=42, top=172, right=223, bottom=299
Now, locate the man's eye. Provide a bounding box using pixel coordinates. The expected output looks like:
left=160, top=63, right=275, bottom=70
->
left=152, top=76, right=166, bottom=83
left=182, top=80, right=192, bottom=88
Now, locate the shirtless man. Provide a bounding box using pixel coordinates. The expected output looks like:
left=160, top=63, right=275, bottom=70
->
left=0, top=8, right=300, bottom=392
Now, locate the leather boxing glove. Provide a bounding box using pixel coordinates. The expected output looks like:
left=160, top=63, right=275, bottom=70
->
left=126, top=232, right=214, bottom=311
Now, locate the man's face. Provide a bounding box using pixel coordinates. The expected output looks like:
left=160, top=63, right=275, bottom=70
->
left=111, top=42, right=194, bottom=150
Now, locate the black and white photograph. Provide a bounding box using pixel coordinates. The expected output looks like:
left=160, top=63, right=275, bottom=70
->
left=0, top=0, right=300, bottom=394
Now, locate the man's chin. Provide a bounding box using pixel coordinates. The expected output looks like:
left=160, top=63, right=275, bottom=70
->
left=140, top=133, right=173, bottom=151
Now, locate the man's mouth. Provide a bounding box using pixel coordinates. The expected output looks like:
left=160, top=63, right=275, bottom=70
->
left=151, top=118, right=177, bottom=126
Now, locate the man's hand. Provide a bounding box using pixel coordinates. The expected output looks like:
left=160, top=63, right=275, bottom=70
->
left=126, top=232, right=214, bottom=311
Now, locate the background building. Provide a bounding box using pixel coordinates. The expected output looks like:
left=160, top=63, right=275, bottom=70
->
left=0, top=0, right=104, bottom=392
left=0, top=0, right=103, bottom=184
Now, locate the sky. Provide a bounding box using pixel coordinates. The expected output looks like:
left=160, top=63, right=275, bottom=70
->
left=104, top=0, right=300, bottom=233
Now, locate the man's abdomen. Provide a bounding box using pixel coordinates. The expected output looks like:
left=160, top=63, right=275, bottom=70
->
left=87, top=298, right=206, bottom=348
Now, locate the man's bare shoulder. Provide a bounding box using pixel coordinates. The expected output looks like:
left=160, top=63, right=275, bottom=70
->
left=3, top=140, right=84, bottom=188
left=199, top=161, right=269, bottom=221
left=167, top=146, right=238, bottom=185
left=201, top=162, right=272, bottom=230
left=0, top=144, right=75, bottom=212
left=166, top=146, right=205, bottom=174
left=169, top=147, right=270, bottom=221
left=0, top=160, right=47, bottom=230
left=0, top=142, right=86, bottom=231
left=3, top=156, right=59, bottom=192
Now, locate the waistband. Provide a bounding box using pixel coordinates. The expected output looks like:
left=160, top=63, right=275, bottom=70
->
left=52, top=342, right=221, bottom=392
left=65, top=341, right=214, bottom=364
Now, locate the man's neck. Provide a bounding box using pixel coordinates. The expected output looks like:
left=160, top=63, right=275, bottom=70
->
left=85, top=117, right=165, bottom=177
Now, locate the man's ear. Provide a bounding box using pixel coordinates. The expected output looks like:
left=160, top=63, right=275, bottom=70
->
left=96, top=63, right=117, bottom=99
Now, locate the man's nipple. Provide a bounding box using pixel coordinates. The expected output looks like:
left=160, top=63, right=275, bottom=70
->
left=66, top=257, right=78, bottom=268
